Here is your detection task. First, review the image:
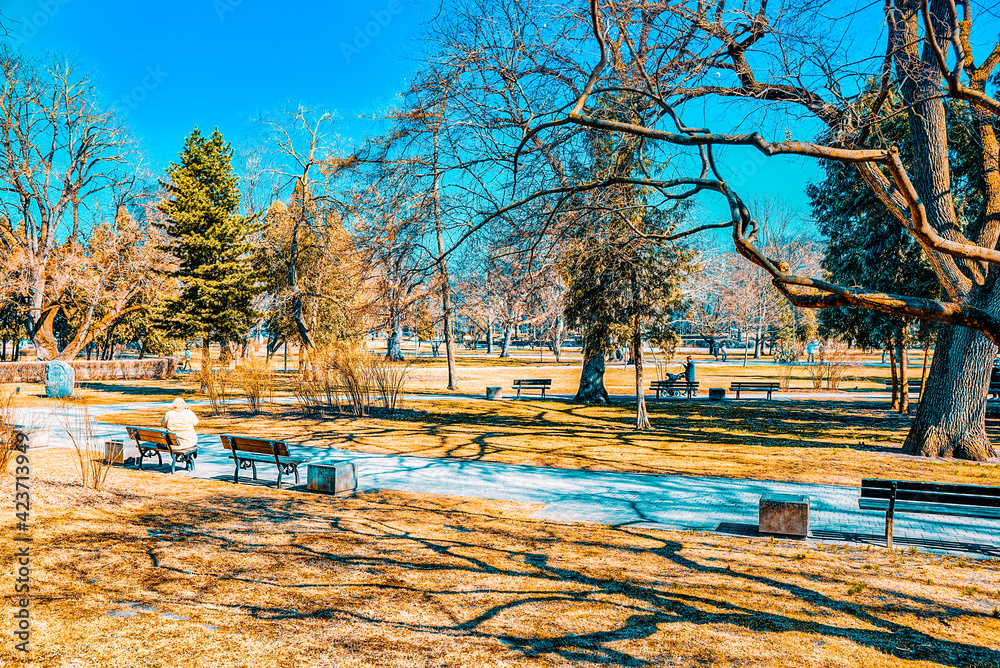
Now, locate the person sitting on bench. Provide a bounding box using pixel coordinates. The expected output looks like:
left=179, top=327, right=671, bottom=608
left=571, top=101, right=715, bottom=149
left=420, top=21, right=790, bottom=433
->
left=161, top=398, right=200, bottom=450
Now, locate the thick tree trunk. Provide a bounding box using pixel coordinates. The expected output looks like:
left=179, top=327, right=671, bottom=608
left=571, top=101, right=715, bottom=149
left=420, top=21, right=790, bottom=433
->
left=575, top=337, right=611, bottom=404
left=903, top=323, right=996, bottom=460
left=387, top=324, right=404, bottom=362
left=499, top=323, right=512, bottom=358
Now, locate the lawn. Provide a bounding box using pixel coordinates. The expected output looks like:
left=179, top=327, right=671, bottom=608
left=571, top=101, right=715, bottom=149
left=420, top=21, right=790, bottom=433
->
left=99, top=396, right=1000, bottom=487
left=2, top=450, right=998, bottom=668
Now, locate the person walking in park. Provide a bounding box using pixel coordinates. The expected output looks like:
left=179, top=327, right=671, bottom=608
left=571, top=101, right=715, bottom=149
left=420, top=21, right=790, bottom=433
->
left=161, top=398, right=200, bottom=450
left=683, top=355, right=696, bottom=383
left=182, top=347, right=192, bottom=371
left=806, top=341, right=816, bottom=364
left=718, top=343, right=728, bottom=362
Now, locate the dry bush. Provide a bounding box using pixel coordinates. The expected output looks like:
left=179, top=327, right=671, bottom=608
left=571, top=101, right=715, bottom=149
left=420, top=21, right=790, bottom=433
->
left=823, top=340, right=861, bottom=390
left=806, top=359, right=826, bottom=390
left=199, top=362, right=232, bottom=415
left=295, top=344, right=405, bottom=416
left=369, top=355, right=409, bottom=413
left=59, top=401, right=112, bottom=491
left=0, top=389, right=27, bottom=474
left=778, top=363, right=795, bottom=391
left=233, top=356, right=273, bottom=414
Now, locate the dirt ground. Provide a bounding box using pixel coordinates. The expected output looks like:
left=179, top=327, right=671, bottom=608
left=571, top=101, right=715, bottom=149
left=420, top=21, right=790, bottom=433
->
left=1, top=450, right=998, bottom=668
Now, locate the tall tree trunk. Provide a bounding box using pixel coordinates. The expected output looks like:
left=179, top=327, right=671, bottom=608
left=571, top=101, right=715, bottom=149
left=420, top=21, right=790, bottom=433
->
left=387, top=323, right=404, bottom=362
left=552, top=314, right=564, bottom=363
left=499, top=323, right=512, bottom=358
left=918, top=343, right=932, bottom=404
left=486, top=313, right=494, bottom=355
left=889, top=344, right=899, bottom=412
left=575, top=333, right=611, bottom=404
left=897, top=333, right=909, bottom=414
left=903, top=323, right=996, bottom=459
left=633, top=316, right=650, bottom=430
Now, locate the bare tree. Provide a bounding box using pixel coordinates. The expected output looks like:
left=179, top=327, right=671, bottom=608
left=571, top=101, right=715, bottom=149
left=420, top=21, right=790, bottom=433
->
left=0, top=51, right=162, bottom=360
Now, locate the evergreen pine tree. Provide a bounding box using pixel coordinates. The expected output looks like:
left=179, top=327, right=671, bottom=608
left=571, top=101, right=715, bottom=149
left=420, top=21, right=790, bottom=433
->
left=158, top=128, right=260, bottom=359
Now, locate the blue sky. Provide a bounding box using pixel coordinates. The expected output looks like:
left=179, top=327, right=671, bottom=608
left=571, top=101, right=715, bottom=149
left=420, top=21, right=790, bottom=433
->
left=2, top=0, right=819, bottom=224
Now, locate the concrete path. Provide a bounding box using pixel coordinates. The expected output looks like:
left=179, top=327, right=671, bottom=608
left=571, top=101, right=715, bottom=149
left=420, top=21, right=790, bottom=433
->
left=15, top=398, right=1000, bottom=558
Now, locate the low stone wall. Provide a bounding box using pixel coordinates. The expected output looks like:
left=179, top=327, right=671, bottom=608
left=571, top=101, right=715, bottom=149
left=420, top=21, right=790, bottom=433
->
left=0, top=358, right=177, bottom=383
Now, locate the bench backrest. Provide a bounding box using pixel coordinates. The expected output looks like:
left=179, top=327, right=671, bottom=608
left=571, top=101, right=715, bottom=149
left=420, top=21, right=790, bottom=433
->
left=861, top=478, right=1000, bottom=508
left=220, top=434, right=291, bottom=458
left=730, top=382, right=778, bottom=388
left=127, top=426, right=179, bottom=450
left=652, top=380, right=697, bottom=386
left=514, top=379, right=552, bottom=386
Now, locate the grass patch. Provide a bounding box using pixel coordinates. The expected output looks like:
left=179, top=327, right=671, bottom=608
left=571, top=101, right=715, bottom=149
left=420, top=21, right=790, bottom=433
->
left=1, top=450, right=999, bottom=667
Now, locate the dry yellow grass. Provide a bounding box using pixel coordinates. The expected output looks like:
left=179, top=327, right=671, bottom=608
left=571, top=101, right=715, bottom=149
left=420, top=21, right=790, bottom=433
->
left=100, top=398, right=999, bottom=487
left=1, top=450, right=998, bottom=668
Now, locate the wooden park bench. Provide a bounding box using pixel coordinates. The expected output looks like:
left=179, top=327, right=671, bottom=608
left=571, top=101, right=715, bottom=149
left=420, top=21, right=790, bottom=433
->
left=729, top=381, right=780, bottom=400
left=512, top=378, right=552, bottom=399
left=651, top=380, right=699, bottom=399
left=126, top=426, right=198, bottom=473
left=219, top=434, right=310, bottom=489
left=882, top=379, right=924, bottom=394
left=988, top=381, right=1000, bottom=400
left=859, top=478, right=1000, bottom=548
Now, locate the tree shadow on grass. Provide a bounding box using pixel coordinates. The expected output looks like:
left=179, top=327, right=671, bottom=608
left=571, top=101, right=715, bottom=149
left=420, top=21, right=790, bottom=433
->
left=56, top=491, right=1000, bottom=667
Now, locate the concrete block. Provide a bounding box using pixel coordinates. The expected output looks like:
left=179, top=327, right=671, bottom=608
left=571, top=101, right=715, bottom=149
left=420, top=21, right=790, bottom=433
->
left=307, top=461, right=356, bottom=496
left=104, top=439, right=124, bottom=465
left=759, top=493, right=809, bottom=537
left=486, top=386, right=503, bottom=400
left=708, top=388, right=726, bottom=401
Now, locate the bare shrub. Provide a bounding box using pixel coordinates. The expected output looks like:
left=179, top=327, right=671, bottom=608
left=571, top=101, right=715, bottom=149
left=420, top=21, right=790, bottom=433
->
left=199, top=362, right=232, bottom=415
left=295, top=344, right=405, bottom=416
left=233, top=356, right=272, bottom=414
left=59, top=401, right=112, bottom=491
left=779, top=363, right=795, bottom=391
left=328, top=344, right=371, bottom=416
left=823, top=341, right=861, bottom=391
left=370, top=355, right=409, bottom=413
left=0, top=390, right=27, bottom=474
left=806, top=359, right=826, bottom=390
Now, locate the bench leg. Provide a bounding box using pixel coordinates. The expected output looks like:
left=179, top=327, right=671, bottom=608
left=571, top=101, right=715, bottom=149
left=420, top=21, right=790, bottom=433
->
left=234, top=461, right=240, bottom=484
left=170, top=455, right=176, bottom=474
left=157, top=452, right=163, bottom=468
left=293, top=466, right=299, bottom=486
left=277, top=466, right=282, bottom=489
left=251, top=461, right=257, bottom=480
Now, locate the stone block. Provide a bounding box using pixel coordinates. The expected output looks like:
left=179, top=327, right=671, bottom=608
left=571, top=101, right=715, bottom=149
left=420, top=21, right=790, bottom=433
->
left=307, top=461, right=357, bottom=496
left=44, top=360, right=75, bottom=398
left=759, top=493, right=809, bottom=537
left=486, top=386, right=503, bottom=400
left=708, top=388, right=726, bottom=401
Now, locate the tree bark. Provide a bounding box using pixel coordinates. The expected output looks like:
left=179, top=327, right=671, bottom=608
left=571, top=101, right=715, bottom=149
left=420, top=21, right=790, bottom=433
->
left=575, top=335, right=611, bottom=404
left=499, top=323, right=512, bottom=358
left=486, top=314, right=494, bottom=354
left=387, top=323, right=404, bottom=362
left=897, top=333, right=909, bottom=414
left=903, top=323, right=997, bottom=459
left=889, top=344, right=899, bottom=412
left=633, top=316, right=650, bottom=429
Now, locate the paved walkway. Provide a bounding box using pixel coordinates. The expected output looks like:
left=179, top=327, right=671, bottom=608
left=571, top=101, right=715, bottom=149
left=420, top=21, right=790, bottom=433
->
left=15, top=399, right=1000, bottom=558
